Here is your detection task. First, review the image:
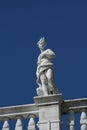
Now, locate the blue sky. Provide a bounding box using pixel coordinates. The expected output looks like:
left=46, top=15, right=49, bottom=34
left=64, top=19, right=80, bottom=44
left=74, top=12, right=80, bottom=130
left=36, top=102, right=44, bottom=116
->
left=0, top=0, right=87, bottom=107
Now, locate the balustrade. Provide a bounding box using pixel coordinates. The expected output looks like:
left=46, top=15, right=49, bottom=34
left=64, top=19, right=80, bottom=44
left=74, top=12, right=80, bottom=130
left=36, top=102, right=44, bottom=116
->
left=80, top=110, right=87, bottom=130
left=1, top=116, right=37, bottom=130
left=28, top=116, right=36, bottom=130
left=15, top=118, right=22, bottom=130
left=2, top=120, right=9, bottom=130
left=0, top=104, right=38, bottom=130
left=68, top=110, right=75, bottom=130
left=62, top=98, right=87, bottom=130
left=0, top=98, right=87, bottom=130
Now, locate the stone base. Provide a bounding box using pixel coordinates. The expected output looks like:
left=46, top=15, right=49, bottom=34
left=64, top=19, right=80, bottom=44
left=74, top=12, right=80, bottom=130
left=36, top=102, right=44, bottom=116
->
left=34, top=94, right=63, bottom=130
left=34, top=93, right=63, bottom=105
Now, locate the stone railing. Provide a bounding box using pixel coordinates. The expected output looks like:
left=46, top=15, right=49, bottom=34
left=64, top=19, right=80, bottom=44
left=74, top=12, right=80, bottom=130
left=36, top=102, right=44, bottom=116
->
left=62, top=98, right=87, bottom=130
left=0, top=95, right=87, bottom=130
left=0, top=104, right=38, bottom=130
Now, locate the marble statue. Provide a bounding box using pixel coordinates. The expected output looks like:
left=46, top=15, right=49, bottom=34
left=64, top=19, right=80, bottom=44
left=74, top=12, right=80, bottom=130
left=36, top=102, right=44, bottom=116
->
left=36, top=37, right=59, bottom=96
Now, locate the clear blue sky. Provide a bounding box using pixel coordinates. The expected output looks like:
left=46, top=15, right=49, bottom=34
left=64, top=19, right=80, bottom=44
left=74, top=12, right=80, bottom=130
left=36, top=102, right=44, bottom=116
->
left=0, top=0, right=87, bottom=107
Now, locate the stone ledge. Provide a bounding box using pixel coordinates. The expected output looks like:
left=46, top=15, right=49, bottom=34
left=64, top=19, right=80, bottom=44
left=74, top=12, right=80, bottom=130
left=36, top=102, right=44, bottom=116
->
left=34, top=94, right=63, bottom=106
left=62, top=98, right=87, bottom=114
left=0, top=104, right=38, bottom=121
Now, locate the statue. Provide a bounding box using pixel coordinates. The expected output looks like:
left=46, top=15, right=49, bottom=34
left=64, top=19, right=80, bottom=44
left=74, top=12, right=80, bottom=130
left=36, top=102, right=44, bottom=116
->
left=36, top=37, right=59, bottom=96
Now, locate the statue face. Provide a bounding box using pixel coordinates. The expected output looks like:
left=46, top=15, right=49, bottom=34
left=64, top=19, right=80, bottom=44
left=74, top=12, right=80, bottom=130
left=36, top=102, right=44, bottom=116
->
left=37, top=37, right=47, bottom=50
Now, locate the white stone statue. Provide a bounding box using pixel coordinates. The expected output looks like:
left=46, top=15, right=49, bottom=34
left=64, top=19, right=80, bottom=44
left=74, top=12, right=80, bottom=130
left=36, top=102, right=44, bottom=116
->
left=36, top=37, right=59, bottom=96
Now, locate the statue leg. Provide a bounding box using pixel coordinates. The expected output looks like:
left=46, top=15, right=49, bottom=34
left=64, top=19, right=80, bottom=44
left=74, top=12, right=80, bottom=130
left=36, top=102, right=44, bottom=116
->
left=40, top=74, right=48, bottom=96
left=46, top=69, right=55, bottom=93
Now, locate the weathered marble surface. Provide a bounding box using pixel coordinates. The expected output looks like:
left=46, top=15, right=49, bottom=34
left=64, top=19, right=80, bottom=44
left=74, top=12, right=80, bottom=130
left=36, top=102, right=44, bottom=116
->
left=36, top=37, right=59, bottom=96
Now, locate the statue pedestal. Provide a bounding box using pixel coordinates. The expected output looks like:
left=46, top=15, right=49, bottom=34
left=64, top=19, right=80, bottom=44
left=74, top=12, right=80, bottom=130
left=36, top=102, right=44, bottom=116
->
left=34, top=94, right=63, bottom=130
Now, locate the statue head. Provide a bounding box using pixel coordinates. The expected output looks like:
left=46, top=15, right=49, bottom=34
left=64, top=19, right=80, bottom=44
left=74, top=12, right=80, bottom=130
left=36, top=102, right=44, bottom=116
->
left=37, top=37, right=47, bottom=52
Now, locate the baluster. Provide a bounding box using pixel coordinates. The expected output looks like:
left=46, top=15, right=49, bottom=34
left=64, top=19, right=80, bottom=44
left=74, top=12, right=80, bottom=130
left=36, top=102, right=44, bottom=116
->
left=80, top=110, right=87, bottom=130
left=15, top=118, right=23, bottom=130
left=2, top=120, right=9, bottom=130
left=28, top=115, right=36, bottom=130
left=68, top=110, right=75, bottom=130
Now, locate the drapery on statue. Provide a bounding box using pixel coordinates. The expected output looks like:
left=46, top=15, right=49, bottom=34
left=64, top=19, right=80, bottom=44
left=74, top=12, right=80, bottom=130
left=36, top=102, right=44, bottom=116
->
left=36, top=37, right=59, bottom=96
